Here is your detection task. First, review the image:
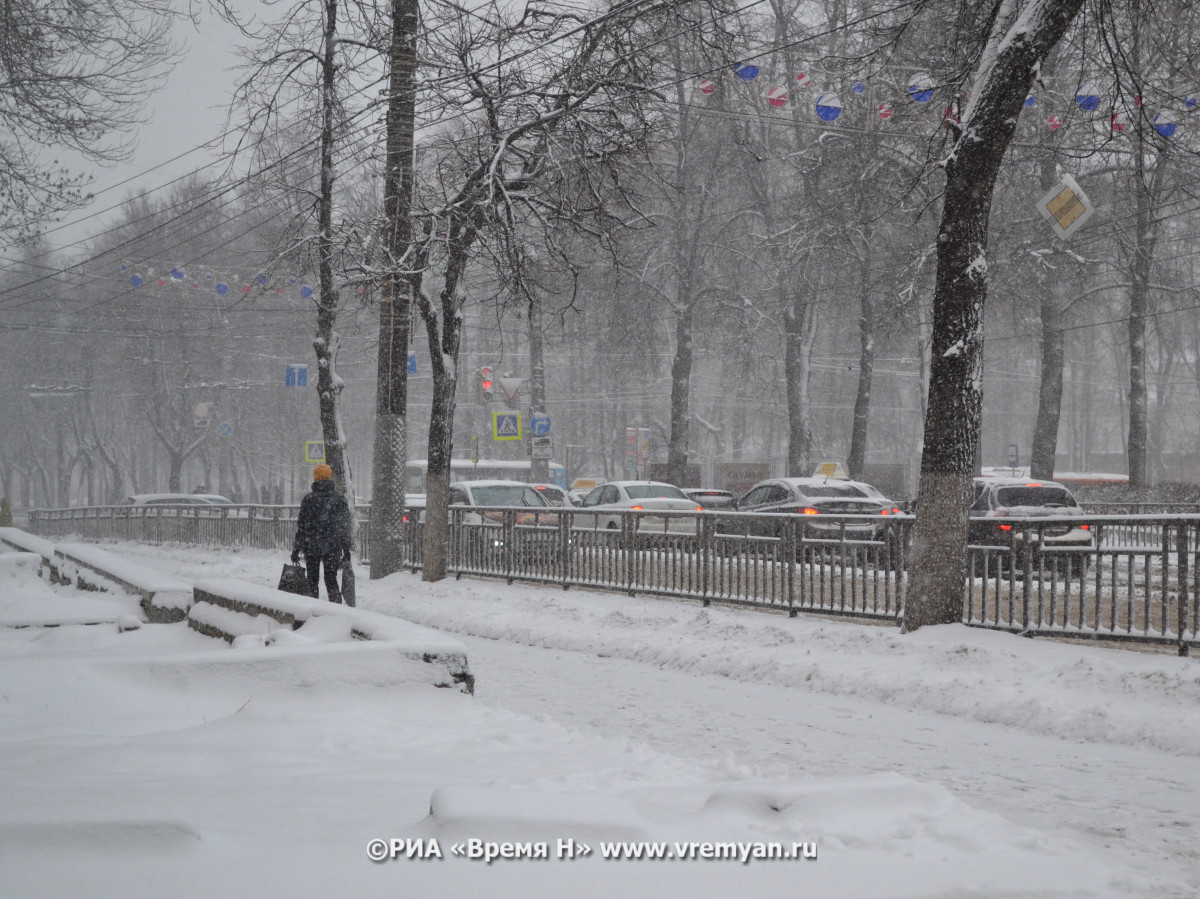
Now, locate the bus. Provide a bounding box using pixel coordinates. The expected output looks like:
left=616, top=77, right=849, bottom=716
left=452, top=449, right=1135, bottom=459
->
left=404, top=458, right=567, bottom=493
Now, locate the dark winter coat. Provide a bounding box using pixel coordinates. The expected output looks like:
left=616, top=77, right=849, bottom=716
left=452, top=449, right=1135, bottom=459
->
left=293, top=480, right=352, bottom=558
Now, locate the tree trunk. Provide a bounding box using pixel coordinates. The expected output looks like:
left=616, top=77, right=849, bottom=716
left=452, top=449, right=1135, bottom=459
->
left=847, top=244, right=876, bottom=480
left=784, top=286, right=816, bottom=476
left=904, top=0, right=1084, bottom=632
left=314, top=0, right=350, bottom=496
left=527, top=293, right=548, bottom=484
left=422, top=362, right=457, bottom=581
left=168, top=451, right=183, bottom=493
left=1030, top=288, right=1065, bottom=480
left=666, top=305, right=693, bottom=485
left=369, top=0, right=418, bottom=579
left=1127, top=146, right=1154, bottom=489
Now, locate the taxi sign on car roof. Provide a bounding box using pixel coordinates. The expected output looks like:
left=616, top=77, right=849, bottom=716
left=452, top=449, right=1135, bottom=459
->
left=812, top=461, right=850, bottom=480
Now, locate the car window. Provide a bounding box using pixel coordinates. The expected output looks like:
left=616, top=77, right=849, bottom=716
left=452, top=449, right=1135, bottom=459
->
left=996, top=486, right=1078, bottom=508
left=740, top=486, right=769, bottom=507
left=625, top=485, right=688, bottom=500
left=472, top=485, right=548, bottom=507
left=600, top=485, right=620, bottom=504
left=969, top=489, right=991, bottom=513
left=536, top=489, right=567, bottom=507
left=449, top=488, right=469, bottom=505
left=765, top=485, right=791, bottom=504
left=582, top=489, right=603, bottom=507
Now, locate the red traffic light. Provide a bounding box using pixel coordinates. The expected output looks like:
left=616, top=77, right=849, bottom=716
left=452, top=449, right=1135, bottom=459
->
left=480, top=366, right=493, bottom=391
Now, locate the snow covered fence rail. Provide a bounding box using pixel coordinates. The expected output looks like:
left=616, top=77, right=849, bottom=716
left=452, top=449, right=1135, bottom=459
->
left=189, top=579, right=474, bottom=693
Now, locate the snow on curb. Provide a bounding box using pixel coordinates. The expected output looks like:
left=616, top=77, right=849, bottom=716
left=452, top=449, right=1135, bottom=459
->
left=52, top=542, right=193, bottom=623
left=192, top=578, right=474, bottom=693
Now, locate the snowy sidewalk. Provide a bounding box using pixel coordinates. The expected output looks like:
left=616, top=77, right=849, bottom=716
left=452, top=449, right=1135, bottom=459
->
left=2, top=539, right=1193, bottom=897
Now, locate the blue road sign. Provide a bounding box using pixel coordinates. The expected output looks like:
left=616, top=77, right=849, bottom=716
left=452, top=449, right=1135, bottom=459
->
left=530, top=412, right=551, bottom=437
left=407, top=353, right=417, bottom=374
left=285, top=364, right=308, bottom=387
left=492, top=411, right=522, bottom=441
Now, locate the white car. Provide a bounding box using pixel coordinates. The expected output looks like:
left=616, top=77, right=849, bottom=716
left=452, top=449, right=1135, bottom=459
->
left=577, top=481, right=702, bottom=533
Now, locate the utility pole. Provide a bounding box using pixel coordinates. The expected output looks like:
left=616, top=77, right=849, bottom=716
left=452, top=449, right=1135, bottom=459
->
left=369, top=0, right=418, bottom=578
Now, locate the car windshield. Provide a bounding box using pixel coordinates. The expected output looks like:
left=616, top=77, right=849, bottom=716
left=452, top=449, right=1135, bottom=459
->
left=799, top=485, right=869, bottom=499
left=471, top=486, right=547, bottom=507
left=626, top=485, right=689, bottom=500
left=996, top=486, right=1078, bottom=508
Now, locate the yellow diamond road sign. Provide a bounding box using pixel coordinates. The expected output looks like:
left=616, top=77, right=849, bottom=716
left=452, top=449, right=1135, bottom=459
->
left=492, top=411, right=522, bottom=441
left=1036, top=173, right=1094, bottom=239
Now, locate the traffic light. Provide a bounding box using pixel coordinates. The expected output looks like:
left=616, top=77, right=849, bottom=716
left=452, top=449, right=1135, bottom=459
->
left=477, top=366, right=494, bottom=404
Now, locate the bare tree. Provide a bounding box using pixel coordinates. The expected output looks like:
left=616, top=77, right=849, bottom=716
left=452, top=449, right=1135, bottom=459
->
left=379, top=0, right=659, bottom=581
left=0, top=0, right=177, bottom=239
left=903, top=0, right=1084, bottom=632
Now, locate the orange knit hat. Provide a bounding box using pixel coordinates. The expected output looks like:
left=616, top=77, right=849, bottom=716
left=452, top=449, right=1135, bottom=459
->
left=313, top=464, right=333, bottom=481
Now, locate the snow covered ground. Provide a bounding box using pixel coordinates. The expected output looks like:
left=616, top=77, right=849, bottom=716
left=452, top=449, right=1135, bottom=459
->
left=1, top=539, right=1197, bottom=897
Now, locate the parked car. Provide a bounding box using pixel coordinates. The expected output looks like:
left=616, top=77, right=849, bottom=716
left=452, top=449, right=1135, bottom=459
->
left=530, top=483, right=578, bottom=507
left=577, top=481, right=702, bottom=533
left=683, top=488, right=737, bottom=511
left=730, top=477, right=904, bottom=540
left=968, top=477, right=1093, bottom=574
left=126, top=493, right=233, bottom=506
left=434, top=480, right=557, bottom=561
left=568, top=477, right=605, bottom=506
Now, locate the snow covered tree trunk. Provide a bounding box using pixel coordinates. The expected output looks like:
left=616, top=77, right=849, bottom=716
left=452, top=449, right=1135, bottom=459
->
left=369, top=0, right=418, bottom=579
left=904, top=0, right=1084, bottom=632
left=313, top=0, right=351, bottom=498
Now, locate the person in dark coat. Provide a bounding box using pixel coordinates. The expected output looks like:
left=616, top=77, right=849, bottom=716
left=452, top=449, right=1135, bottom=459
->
left=291, top=464, right=352, bottom=603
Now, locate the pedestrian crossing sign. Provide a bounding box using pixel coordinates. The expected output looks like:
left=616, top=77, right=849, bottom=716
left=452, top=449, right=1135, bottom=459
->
left=492, top=411, right=522, bottom=441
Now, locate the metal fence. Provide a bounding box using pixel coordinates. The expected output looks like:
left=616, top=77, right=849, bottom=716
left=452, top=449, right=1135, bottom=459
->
left=25, top=504, right=1200, bottom=654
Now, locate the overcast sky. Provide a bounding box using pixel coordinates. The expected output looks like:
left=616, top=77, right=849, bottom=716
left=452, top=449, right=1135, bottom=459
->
left=45, top=9, right=245, bottom=258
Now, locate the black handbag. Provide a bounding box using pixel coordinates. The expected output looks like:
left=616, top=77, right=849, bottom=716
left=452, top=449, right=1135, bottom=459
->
left=341, top=558, right=356, bottom=607
left=278, top=562, right=310, bottom=596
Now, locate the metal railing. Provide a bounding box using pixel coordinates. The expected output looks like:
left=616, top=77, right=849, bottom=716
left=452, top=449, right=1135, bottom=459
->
left=24, top=504, right=1199, bottom=654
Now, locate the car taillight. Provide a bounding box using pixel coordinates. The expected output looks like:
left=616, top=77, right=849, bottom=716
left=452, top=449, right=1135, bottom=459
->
left=695, top=506, right=703, bottom=512
left=631, top=505, right=643, bottom=510
left=879, top=507, right=902, bottom=515
left=999, top=523, right=1012, bottom=531
left=799, top=508, right=820, bottom=515
left=402, top=515, right=409, bottom=523
left=1081, top=524, right=1090, bottom=530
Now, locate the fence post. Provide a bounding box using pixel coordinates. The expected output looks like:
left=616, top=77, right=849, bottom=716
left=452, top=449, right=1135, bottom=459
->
left=1021, top=525, right=1034, bottom=633
left=784, top=518, right=797, bottom=617
left=1178, top=524, right=1190, bottom=658
left=503, top=509, right=515, bottom=585
left=700, top=514, right=712, bottom=607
